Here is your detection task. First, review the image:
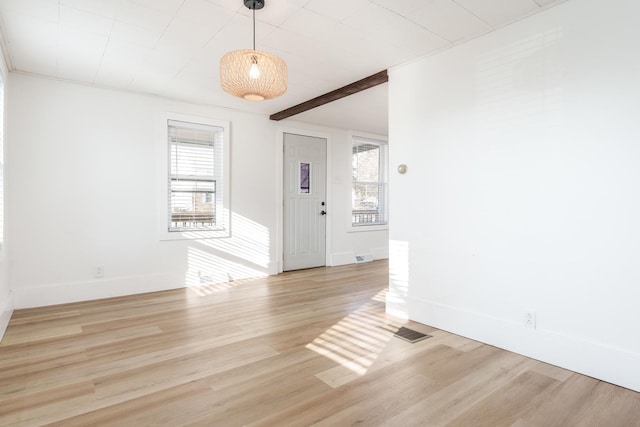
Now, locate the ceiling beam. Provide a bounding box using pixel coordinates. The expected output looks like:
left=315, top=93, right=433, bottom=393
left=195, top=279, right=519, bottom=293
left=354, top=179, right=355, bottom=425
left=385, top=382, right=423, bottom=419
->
left=269, top=70, right=388, bottom=121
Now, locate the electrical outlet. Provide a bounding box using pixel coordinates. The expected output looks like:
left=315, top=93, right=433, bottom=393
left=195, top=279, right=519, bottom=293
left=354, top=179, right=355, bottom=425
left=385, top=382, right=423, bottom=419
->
left=95, top=266, right=104, bottom=278
left=524, top=311, right=536, bottom=329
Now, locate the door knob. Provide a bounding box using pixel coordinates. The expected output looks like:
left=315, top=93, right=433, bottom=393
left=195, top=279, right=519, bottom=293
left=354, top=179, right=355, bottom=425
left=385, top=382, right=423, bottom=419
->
left=320, top=210, right=327, bottom=215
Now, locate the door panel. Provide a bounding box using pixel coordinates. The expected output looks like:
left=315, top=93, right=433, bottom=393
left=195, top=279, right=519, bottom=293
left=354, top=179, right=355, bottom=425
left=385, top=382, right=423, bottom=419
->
left=283, top=133, right=327, bottom=271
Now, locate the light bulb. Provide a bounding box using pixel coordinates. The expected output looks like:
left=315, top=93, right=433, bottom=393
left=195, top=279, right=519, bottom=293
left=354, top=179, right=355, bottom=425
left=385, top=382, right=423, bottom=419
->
left=249, top=62, right=260, bottom=79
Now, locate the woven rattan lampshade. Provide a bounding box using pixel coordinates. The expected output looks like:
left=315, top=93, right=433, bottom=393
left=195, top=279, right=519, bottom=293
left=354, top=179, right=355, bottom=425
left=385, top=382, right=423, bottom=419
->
left=219, top=0, right=287, bottom=102
left=220, top=49, right=287, bottom=101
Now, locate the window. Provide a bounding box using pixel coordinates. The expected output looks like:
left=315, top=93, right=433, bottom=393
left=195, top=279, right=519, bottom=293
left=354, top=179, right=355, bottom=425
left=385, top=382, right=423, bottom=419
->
left=299, top=162, right=310, bottom=193
left=351, top=136, right=388, bottom=227
left=160, top=115, right=229, bottom=239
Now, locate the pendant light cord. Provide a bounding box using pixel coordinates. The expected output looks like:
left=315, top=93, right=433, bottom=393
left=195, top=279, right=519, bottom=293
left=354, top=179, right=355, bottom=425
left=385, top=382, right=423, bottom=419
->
left=252, top=7, right=256, bottom=50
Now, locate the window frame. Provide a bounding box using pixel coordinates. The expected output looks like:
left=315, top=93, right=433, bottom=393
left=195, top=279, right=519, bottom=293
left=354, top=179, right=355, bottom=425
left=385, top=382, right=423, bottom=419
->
left=349, top=133, right=389, bottom=232
left=158, top=113, right=230, bottom=241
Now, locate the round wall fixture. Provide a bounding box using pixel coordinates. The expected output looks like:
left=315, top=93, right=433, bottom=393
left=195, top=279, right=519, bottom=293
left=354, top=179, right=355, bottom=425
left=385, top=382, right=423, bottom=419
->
left=397, top=164, right=407, bottom=174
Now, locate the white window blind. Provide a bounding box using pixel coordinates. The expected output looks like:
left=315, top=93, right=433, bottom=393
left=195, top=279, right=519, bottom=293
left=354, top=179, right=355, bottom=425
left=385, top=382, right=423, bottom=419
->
left=167, top=120, right=224, bottom=232
left=352, top=136, right=388, bottom=226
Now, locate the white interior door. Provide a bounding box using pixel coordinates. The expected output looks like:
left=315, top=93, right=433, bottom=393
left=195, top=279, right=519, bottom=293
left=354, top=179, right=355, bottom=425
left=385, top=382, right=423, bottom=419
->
left=283, top=133, right=327, bottom=271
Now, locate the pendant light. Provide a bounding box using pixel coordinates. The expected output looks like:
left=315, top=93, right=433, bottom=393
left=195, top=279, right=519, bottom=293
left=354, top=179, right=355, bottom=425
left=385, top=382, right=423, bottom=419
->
left=220, top=0, right=287, bottom=102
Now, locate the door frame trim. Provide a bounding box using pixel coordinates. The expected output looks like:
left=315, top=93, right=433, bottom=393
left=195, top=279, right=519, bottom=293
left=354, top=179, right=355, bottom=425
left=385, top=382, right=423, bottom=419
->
left=276, top=126, right=333, bottom=273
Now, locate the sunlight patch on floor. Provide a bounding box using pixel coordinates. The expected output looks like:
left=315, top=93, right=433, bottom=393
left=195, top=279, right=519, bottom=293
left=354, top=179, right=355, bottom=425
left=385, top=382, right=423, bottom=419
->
left=371, top=288, right=387, bottom=303
left=187, top=281, right=238, bottom=297
left=305, top=294, right=396, bottom=387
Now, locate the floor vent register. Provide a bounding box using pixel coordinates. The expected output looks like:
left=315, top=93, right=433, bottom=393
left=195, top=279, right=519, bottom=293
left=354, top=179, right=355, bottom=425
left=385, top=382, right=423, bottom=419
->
left=394, top=327, right=432, bottom=343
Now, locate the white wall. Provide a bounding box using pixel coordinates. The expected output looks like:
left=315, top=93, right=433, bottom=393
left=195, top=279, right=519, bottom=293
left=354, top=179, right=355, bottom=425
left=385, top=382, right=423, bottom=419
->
left=8, top=74, right=279, bottom=308
left=0, top=46, right=10, bottom=340
left=6, top=74, right=388, bottom=310
left=388, top=0, right=640, bottom=392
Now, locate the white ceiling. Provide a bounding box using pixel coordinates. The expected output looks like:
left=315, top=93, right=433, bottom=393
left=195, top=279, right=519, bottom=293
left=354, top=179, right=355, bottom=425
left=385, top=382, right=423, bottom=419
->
left=0, top=0, right=567, bottom=134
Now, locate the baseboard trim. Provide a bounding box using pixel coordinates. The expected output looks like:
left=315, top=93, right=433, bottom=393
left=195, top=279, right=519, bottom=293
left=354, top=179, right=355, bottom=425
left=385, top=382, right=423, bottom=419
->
left=331, top=248, right=389, bottom=267
left=0, top=290, right=14, bottom=342
left=405, top=296, right=640, bottom=392
left=330, top=252, right=355, bottom=266
left=13, top=273, right=186, bottom=309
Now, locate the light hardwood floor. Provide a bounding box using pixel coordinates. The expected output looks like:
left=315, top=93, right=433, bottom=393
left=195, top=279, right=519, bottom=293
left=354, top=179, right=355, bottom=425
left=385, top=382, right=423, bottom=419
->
left=1, top=260, right=639, bottom=426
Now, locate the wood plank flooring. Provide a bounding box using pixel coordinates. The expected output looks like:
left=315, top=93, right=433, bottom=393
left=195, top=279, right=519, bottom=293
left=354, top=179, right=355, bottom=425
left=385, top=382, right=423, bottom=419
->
left=1, top=260, right=639, bottom=426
